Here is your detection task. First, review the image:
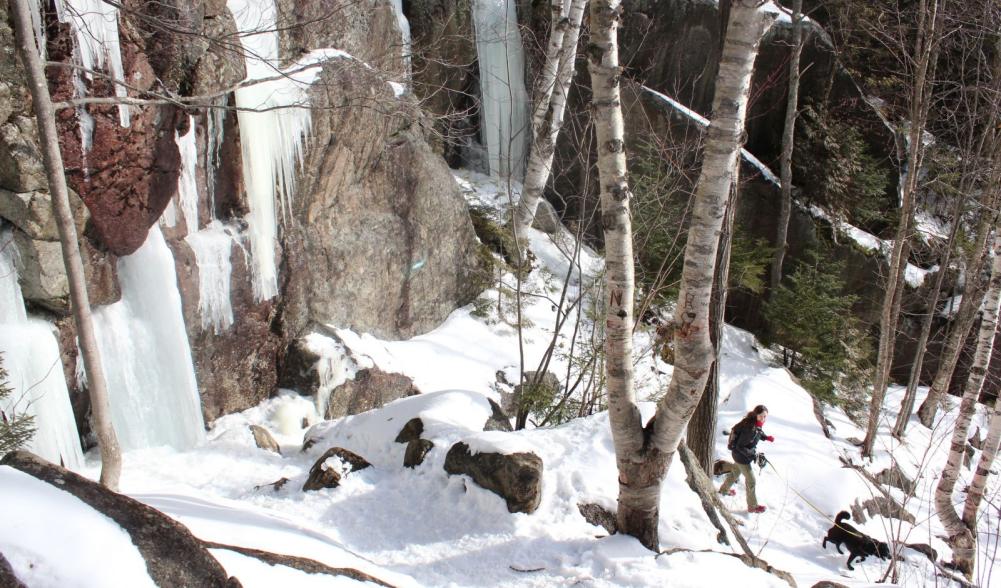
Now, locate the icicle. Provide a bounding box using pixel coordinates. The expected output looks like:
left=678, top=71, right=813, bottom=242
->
left=90, top=225, right=205, bottom=451
left=228, top=0, right=347, bottom=300
left=55, top=0, right=131, bottom=129
left=304, top=332, right=349, bottom=418
left=0, top=228, right=84, bottom=469
left=184, top=221, right=236, bottom=334
left=175, top=116, right=200, bottom=236
left=472, top=0, right=529, bottom=179
left=389, top=0, right=412, bottom=81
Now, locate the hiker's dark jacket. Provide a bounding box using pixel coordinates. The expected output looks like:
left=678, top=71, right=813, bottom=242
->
left=730, top=422, right=766, bottom=465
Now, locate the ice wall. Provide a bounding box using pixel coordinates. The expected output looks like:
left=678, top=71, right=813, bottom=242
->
left=89, top=226, right=205, bottom=451
left=472, top=0, right=529, bottom=179
left=185, top=221, right=237, bottom=334
left=0, top=231, right=84, bottom=469
left=227, top=0, right=346, bottom=300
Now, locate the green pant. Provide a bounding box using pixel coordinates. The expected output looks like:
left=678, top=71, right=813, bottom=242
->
left=720, top=462, right=758, bottom=509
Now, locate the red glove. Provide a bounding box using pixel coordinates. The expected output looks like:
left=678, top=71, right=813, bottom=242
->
left=765, top=435, right=774, bottom=442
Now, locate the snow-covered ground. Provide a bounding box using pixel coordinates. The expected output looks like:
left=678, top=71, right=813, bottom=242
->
left=1, top=171, right=998, bottom=587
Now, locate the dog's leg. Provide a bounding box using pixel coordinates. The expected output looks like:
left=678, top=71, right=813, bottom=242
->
left=835, top=541, right=844, bottom=555
left=846, top=553, right=856, bottom=571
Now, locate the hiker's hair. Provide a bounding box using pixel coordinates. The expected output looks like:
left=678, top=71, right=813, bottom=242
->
left=737, top=405, right=768, bottom=429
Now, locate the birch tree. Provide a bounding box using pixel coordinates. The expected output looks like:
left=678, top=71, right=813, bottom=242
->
left=9, top=0, right=122, bottom=488
left=861, top=0, right=943, bottom=458
left=934, top=230, right=1001, bottom=578
left=591, top=0, right=774, bottom=550
left=512, top=0, right=587, bottom=237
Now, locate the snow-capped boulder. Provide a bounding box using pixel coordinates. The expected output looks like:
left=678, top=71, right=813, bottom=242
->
left=303, top=447, right=372, bottom=492
left=0, top=451, right=235, bottom=586
left=443, top=441, right=543, bottom=514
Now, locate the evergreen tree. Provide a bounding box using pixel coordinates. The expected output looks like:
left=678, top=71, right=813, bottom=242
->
left=0, top=353, right=35, bottom=457
left=765, top=250, right=870, bottom=412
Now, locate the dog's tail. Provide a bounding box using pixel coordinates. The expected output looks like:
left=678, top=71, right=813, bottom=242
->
left=835, top=511, right=850, bottom=524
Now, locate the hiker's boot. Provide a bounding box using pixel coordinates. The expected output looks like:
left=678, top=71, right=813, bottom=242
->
left=749, top=505, right=767, bottom=514
left=720, top=489, right=736, bottom=496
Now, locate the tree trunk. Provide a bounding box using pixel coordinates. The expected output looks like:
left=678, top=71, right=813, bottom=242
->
left=963, top=397, right=1001, bottom=530
left=642, top=0, right=771, bottom=548
left=687, top=172, right=738, bottom=474
left=768, top=0, right=802, bottom=294
left=862, top=0, right=941, bottom=458
left=935, top=231, right=1001, bottom=579
left=513, top=0, right=587, bottom=237
left=917, top=193, right=998, bottom=427
left=892, top=191, right=964, bottom=437
left=9, top=0, right=123, bottom=488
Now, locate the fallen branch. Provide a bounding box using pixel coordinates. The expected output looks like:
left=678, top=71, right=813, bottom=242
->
left=656, top=547, right=797, bottom=588
left=200, top=540, right=395, bottom=587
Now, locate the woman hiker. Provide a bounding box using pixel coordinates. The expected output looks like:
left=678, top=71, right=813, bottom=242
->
left=719, top=404, right=774, bottom=513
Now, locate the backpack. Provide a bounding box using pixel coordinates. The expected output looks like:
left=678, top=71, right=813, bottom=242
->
left=727, top=421, right=746, bottom=451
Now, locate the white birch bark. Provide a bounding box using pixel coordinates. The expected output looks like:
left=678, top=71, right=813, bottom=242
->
left=513, top=0, right=587, bottom=237
left=613, top=0, right=772, bottom=549
left=963, top=399, right=1001, bottom=530
left=935, top=230, right=1001, bottom=578
left=9, top=0, right=123, bottom=488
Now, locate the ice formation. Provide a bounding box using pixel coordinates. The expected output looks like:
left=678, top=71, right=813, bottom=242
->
left=227, top=0, right=347, bottom=300
left=472, top=0, right=529, bottom=179
left=89, top=226, right=205, bottom=451
left=0, top=230, right=84, bottom=469
left=390, top=0, right=412, bottom=79
left=53, top=0, right=131, bottom=130
left=175, top=116, right=201, bottom=235
left=185, top=221, right=237, bottom=334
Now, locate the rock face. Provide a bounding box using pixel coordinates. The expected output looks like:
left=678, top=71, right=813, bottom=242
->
left=325, top=367, right=421, bottom=420
left=443, top=442, right=543, bottom=514
left=0, top=0, right=488, bottom=431
left=1, top=451, right=236, bottom=586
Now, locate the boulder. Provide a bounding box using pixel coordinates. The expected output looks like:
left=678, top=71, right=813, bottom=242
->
left=874, top=463, right=915, bottom=495
left=325, top=367, right=421, bottom=420
left=303, top=447, right=371, bottom=491
left=0, top=551, right=27, bottom=588
left=483, top=398, right=513, bottom=432
left=404, top=439, right=434, bottom=468
left=0, top=451, right=236, bottom=586
left=577, top=502, right=617, bottom=535
left=861, top=496, right=915, bottom=525
left=394, top=417, right=425, bottom=444
left=286, top=59, right=486, bottom=340
left=811, top=582, right=850, bottom=588
left=249, top=425, right=281, bottom=454
left=443, top=442, right=543, bottom=514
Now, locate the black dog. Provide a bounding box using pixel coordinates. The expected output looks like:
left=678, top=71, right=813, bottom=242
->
left=823, top=511, right=891, bottom=570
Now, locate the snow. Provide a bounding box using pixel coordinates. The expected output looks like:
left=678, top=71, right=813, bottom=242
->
left=641, top=87, right=780, bottom=186
left=8, top=171, right=1001, bottom=588
left=0, top=467, right=155, bottom=587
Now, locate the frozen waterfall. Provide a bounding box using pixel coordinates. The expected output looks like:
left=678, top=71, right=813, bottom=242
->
left=89, top=225, right=205, bottom=451
left=227, top=0, right=345, bottom=301
left=390, top=0, right=412, bottom=79
left=472, top=0, right=529, bottom=179
left=0, top=230, right=85, bottom=469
